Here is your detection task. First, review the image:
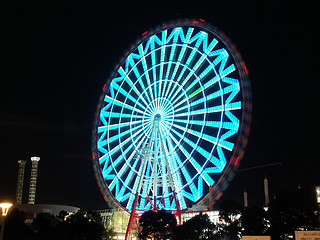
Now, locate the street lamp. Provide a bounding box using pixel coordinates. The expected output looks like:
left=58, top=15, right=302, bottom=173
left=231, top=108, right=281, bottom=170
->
left=0, top=203, right=12, bottom=240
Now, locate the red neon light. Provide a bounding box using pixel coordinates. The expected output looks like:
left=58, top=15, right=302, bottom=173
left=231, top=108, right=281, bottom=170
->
left=193, top=20, right=199, bottom=24
left=92, top=153, right=96, bottom=159
left=102, top=84, right=106, bottom=91
left=199, top=19, right=205, bottom=22
left=234, top=157, right=240, bottom=165
left=244, top=65, right=248, bottom=74
left=142, top=31, right=148, bottom=36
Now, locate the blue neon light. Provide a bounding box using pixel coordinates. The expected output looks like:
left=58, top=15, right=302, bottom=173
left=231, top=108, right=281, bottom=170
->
left=94, top=24, right=248, bottom=211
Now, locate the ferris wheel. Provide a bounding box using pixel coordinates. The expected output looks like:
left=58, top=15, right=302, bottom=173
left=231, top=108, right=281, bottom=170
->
left=92, top=19, right=251, bottom=222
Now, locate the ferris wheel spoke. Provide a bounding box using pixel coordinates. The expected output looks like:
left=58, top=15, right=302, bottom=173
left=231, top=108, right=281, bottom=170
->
left=106, top=124, right=145, bottom=160
left=104, top=95, right=145, bottom=116
left=131, top=131, right=150, bottom=154
left=103, top=140, right=133, bottom=179
left=127, top=130, right=156, bottom=210
left=114, top=150, right=138, bottom=183
left=108, top=146, right=136, bottom=188
left=164, top=29, right=180, bottom=81
left=162, top=139, right=186, bottom=209
left=174, top=86, right=223, bottom=113
left=168, top=45, right=213, bottom=101
left=170, top=89, right=188, bottom=108
left=168, top=130, right=214, bottom=186
left=172, top=122, right=234, bottom=151
left=167, top=29, right=194, bottom=93
left=171, top=66, right=215, bottom=108
left=159, top=100, right=173, bottom=116
left=104, top=128, right=147, bottom=181
left=98, top=119, right=143, bottom=133
left=138, top=44, right=155, bottom=101
left=159, top=30, right=167, bottom=83
left=118, top=67, right=149, bottom=106
left=116, top=157, right=141, bottom=202
left=163, top=31, right=182, bottom=98
left=125, top=55, right=153, bottom=104
left=171, top=124, right=212, bottom=159
left=150, top=42, right=158, bottom=99
left=159, top=131, right=188, bottom=208
left=170, top=39, right=203, bottom=93
left=141, top=123, right=153, bottom=140
left=186, top=65, right=215, bottom=95
left=101, top=111, right=144, bottom=120
left=111, top=82, right=148, bottom=110
left=159, top=122, right=172, bottom=136
left=143, top=106, right=154, bottom=117
left=174, top=102, right=241, bottom=119
left=178, top=35, right=217, bottom=89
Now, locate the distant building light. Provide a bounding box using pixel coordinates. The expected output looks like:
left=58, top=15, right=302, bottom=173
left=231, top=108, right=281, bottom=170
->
left=316, top=186, right=320, bottom=203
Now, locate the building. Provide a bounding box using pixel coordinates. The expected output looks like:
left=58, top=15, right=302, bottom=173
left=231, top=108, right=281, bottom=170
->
left=15, top=204, right=80, bottom=223
left=97, top=208, right=221, bottom=239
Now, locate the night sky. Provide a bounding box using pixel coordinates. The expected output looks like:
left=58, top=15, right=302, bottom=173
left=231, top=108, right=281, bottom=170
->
left=1, top=2, right=318, bottom=210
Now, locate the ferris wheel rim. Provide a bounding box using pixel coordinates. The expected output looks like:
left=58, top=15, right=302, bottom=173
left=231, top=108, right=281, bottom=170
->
left=92, top=18, right=252, bottom=212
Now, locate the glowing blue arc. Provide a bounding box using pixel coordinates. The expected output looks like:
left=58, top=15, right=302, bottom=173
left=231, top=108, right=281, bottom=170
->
left=94, top=23, right=248, bottom=212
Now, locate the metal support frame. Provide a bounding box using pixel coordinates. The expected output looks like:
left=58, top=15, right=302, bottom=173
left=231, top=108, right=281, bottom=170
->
left=125, top=114, right=181, bottom=240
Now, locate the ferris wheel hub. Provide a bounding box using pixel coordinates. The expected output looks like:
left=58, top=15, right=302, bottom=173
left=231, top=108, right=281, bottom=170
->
left=153, top=113, right=161, bottom=127
left=154, top=113, right=161, bottom=121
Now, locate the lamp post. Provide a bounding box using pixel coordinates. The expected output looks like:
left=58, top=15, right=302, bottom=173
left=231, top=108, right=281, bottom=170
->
left=0, top=203, right=12, bottom=240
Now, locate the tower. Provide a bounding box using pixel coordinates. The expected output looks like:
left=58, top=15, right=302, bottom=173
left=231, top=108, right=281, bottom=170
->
left=264, top=176, right=269, bottom=207
left=28, top=157, right=40, bottom=204
left=244, top=188, right=248, bottom=208
left=15, top=160, right=26, bottom=204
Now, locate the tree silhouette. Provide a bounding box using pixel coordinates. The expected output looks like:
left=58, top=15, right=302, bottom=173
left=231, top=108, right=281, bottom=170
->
left=174, top=213, right=218, bottom=240
left=241, top=207, right=269, bottom=235
left=64, top=211, right=107, bottom=240
left=218, top=200, right=243, bottom=240
left=266, top=188, right=320, bottom=240
left=32, top=212, right=60, bottom=239
left=138, top=210, right=177, bottom=240
left=3, top=208, right=28, bottom=240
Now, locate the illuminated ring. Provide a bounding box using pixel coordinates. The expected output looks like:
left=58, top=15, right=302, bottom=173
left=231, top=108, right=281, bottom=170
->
left=92, top=19, right=251, bottom=211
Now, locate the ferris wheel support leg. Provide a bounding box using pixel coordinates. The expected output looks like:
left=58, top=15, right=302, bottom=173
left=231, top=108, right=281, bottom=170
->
left=158, top=127, right=182, bottom=224
left=125, top=128, right=155, bottom=240
left=125, top=192, right=139, bottom=240
left=173, top=191, right=182, bottom=225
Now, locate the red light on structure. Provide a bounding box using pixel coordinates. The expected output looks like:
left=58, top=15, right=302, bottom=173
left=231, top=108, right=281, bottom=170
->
left=92, top=153, right=96, bottom=159
left=199, top=19, right=205, bottom=22
left=102, top=84, right=106, bottom=91
left=193, top=20, right=199, bottom=24
left=244, top=65, right=248, bottom=74
left=142, top=31, right=148, bottom=36
left=234, top=157, right=240, bottom=165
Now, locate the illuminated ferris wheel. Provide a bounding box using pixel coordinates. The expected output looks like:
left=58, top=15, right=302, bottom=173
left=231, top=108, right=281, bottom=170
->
left=92, top=19, right=251, bottom=220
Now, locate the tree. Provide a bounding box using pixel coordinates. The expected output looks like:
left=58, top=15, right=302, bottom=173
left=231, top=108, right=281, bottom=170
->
left=241, top=207, right=269, bottom=235
left=138, top=210, right=177, bottom=240
left=31, top=212, right=60, bottom=239
left=174, top=213, right=218, bottom=240
left=218, top=200, right=243, bottom=240
left=266, top=188, right=320, bottom=240
left=65, top=211, right=107, bottom=240
left=3, top=208, right=28, bottom=240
